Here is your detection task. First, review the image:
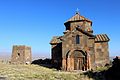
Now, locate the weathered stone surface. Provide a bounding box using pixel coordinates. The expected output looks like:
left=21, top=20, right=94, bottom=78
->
left=11, top=45, right=32, bottom=64
left=50, top=12, right=110, bottom=71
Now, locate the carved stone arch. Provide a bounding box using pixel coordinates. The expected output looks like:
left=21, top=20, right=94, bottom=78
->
left=66, top=50, right=70, bottom=58
left=72, top=50, right=86, bottom=70
left=65, top=49, right=88, bottom=71
left=67, top=50, right=85, bottom=57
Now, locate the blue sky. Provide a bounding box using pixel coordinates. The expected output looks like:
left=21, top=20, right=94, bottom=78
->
left=0, top=0, right=120, bottom=58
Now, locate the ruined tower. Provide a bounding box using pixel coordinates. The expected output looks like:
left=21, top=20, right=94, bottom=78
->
left=11, top=45, right=32, bottom=64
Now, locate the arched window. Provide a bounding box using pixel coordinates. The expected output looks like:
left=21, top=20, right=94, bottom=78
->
left=76, top=35, right=80, bottom=44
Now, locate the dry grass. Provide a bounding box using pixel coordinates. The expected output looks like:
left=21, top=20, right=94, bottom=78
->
left=0, top=62, right=93, bottom=80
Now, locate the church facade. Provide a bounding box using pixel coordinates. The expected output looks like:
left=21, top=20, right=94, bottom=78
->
left=50, top=12, right=110, bottom=71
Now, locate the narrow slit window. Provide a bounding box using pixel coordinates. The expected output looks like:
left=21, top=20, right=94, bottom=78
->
left=76, top=35, right=80, bottom=44
left=18, top=53, right=20, bottom=57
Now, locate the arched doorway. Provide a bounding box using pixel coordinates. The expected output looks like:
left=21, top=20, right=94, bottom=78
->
left=73, top=50, right=86, bottom=70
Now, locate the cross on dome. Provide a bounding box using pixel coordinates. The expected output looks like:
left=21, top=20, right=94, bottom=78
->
left=76, top=8, right=80, bottom=14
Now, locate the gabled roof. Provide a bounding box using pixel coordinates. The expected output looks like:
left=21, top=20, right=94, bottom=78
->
left=76, top=27, right=95, bottom=37
left=95, top=34, right=110, bottom=42
left=61, top=27, right=95, bottom=40
left=64, top=12, right=92, bottom=24
left=50, top=36, right=62, bottom=44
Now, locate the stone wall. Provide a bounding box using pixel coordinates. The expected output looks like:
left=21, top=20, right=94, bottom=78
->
left=51, top=43, right=62, bottom=69
left=95, top=42, right=109, bottom=67
left=61, top=29, right=95, bottom=71
left=11, top=45, right=32, bottom=64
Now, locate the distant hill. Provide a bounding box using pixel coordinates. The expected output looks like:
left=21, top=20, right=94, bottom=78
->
left=0, top=52, right=11, bottom=61
left=110, top=56, right=116, bottom=61
left=0, top=52, right=50, bottom=61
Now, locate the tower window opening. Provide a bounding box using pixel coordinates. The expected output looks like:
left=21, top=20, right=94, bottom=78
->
left=18, top=53, right=20, bottom=57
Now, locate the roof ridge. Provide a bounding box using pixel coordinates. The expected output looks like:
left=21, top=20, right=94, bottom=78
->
left=76, top=27, right=95, bottom=37
left=64, top=13, right=92, bottom=24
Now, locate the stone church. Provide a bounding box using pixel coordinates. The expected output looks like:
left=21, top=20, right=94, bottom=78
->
left=11, top=45, right=32, bottom=64
left=50, top=12, right=110, bottom=71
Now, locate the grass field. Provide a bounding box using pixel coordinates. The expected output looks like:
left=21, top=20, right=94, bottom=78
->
left=0, top=62, right=94, bottom=80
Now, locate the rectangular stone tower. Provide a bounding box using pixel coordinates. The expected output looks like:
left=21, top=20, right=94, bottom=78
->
left=11, top=45, right=32, bottom=64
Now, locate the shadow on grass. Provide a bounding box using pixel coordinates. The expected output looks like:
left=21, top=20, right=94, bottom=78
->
left=83, top=70, right=106, bottom=80
left=0, top=77, right=7, bottom=80
left=31, top=58, right=53, bottom=68
left=32, top=58, right=62, bottom=70
left=105, top=56, right=120, bottom=80
left=32, top=57, right=120, bottom=80
left=84, top=56, right=120, bottom=80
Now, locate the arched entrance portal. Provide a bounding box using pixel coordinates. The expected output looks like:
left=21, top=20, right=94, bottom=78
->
left=72, top=50, right=86, bottom=70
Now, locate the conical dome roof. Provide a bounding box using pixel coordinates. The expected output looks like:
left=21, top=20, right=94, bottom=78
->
left=64, top=12, right=92, bottom=24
